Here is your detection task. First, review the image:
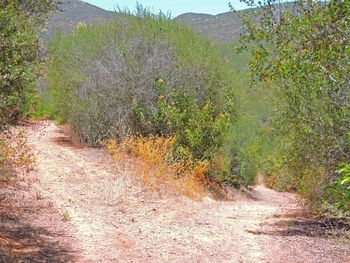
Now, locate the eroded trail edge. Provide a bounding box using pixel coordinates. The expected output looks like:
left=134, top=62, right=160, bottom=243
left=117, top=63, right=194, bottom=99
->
left=9, top=121, right=349, bottom=262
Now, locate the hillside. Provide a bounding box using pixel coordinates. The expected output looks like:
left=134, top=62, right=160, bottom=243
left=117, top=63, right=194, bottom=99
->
left=175, top=3, right=299, bottom=43
left=42, top=1, right=301, bottom=43
left=175, top=12, right=242, bottom=43
left=42, top=1, right=244, bottom=42
left=41, top=0, right=113, bottom=40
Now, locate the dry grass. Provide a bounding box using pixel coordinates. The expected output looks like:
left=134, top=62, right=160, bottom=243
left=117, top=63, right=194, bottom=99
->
left=0, top=129, right=35, bottom=182
left=104, top=136, right=210, bottom=200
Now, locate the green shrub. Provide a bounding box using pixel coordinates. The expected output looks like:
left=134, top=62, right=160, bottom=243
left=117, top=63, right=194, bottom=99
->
left=47, top=7, right=237, bottom=182
left=0, top=1, right=59, bottom=128
left=0, top=6, right=38, bottom=127
left=239, top=1, right=350, bottom=199
left=0, top=1, right=58, bottom=183
left=325, top=163, right=350, bottom=211
left=137, top=80, right=234, bottom=161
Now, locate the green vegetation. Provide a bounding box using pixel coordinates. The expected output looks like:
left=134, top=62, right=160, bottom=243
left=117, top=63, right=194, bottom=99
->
left=326, top=163, right=350, bottom=212
left=0, top=5, right=38, bottom=127
left=216, top=43, right=274, bottom=185
left=62, top=211, right=71, bottom=221
left=0, top=1, right=60, bottom=127
left=239, top=0, right=350, bottom=211
left=0, top=1, right=58, bottom=180
left=46, top=7, right=237, bottom=184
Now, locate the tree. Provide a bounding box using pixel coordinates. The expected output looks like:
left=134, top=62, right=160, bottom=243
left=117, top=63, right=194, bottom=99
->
left=0, top=0, right=59, bottom=128
left=238, top=0, right=350, bottom=200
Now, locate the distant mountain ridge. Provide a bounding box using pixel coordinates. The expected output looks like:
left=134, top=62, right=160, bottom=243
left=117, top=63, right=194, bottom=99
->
left=41, top=0, right=113, bottom=40
left=174, top=11, right=242, bottom=43
left=43, top=0, right=243, bottom=42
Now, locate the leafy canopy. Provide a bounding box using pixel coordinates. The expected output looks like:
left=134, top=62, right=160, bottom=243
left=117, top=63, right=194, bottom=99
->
left=238, top=0, right=350, bottom=201
left=0, top=0, right=59, bottom=128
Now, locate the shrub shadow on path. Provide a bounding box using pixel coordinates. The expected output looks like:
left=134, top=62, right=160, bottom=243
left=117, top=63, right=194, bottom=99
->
left=0, top=213, right=76, bottom=263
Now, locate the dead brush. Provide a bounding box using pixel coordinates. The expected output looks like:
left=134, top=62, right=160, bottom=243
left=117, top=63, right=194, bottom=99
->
left=104, top=136, right=210, bottom=200
left=0, top=129, right=35, bottom=181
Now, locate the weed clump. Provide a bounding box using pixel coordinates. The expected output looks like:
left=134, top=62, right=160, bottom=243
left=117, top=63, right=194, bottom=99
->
left=0, top=130, right=35, bottom=182
left=62, top=211, right=71, bottom=221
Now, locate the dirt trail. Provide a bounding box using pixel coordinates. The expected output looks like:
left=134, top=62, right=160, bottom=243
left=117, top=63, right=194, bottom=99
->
left=2, top=120, right=349, bottom=262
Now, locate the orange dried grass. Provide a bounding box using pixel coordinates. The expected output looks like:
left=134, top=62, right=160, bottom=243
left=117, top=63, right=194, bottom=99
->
left=104, top=136, right=209, bottom=200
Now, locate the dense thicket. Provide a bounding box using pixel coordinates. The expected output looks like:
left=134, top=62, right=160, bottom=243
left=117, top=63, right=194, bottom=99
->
left=47, top=8, right=237, bottom=182
left=215, top=44, right=274, bottom=186
left=239, top=0, right=350, bottom=209
left=0, top=1, right=58, bottom=178
left=0, top=0, right=59, bottom=128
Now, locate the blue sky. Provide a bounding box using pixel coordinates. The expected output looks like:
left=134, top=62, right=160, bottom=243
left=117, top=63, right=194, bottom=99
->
left=85, top=0, right=249, bottom=17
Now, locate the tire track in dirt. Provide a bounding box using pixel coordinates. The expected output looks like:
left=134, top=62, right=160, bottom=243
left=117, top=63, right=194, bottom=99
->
left=24, top=121, right=350, bottom=262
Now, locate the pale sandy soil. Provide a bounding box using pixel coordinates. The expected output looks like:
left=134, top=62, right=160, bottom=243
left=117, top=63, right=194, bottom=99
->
left=1, top=120, right=349, bottom=262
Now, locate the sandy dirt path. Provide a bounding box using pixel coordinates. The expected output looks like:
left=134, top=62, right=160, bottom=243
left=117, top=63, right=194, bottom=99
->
left=2, top=120, right=349, bottom=262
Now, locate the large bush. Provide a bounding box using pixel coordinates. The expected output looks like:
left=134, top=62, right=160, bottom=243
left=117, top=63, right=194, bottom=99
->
left=0, top=1, right=58, bottom=181
left=0, top=5, right=37, bottom=127
left=239, top=1, right=350, bottom=201
left=0, top=1, right=59, bottom=128
left=47, top=8, right=236, bottom=182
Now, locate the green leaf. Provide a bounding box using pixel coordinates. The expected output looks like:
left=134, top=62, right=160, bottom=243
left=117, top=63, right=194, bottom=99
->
left=340, top=177, right=350, bottom=186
